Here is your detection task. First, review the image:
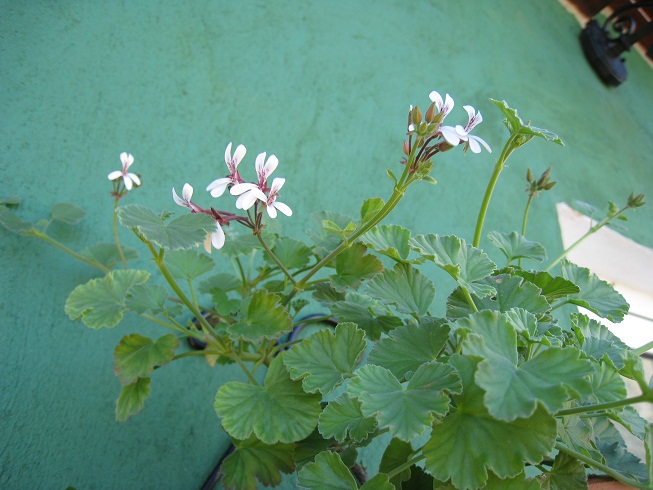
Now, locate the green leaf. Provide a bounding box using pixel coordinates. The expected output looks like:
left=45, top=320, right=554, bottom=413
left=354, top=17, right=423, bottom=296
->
left=116, top=377, right=151, bottom=421
left=410, top=234, right=496, bottom=297
left=360, top=198, right=385, bottom=225
left=446, top=274, right=550, bottom=320
left=0, top=195, right=21, bottom=207
left=219, top=229, right=276, bottom=258
left=264, top=237, right=312, bottom=269
left=360, top=474, right=394, bottom=490
left=51, top=202, right=86, bottom=224
left=0, top=205, right=33, bottom=233
left=562, top=261, right=629, bottom=323
left=487, top=231, right=546, bottom=263
left=329, top=242, right=383, bottom=292
left=297, top=451, right=357, bottom=490
left=318, top=393, right=377, bottom=443
left=227, top=289, right=293, bottom=341
left=540, top=446, right=588, bottom=489
left=164, top=249, right=214, bottom=280
left=283, top=322, right=366, bottom=395
left=347, top=362, right=461, bottom=441
left=423, top=355, right=557, bottom=490
left=571, top=314, right=629, bottom=370
left=366, top=263, right=435, bottom=315
left=489, top=99, right=564, bottom=145
left=330, top=293, right=403, bottom=341
left=512, top=270, right=580, bottom=302
left=220, top=436, right=295, bottom=490
left=585, top=363, right=627, bottom=404
left=117, top=205, right=216, bottom=250
left=65, top=269, right=150, bottom=328
left=113, top=333, right=179, bottom=385
left=359, top=224, right=412, bottom=262
left=308, top=210, right=355, bottom=257
left=379, top=438, right=413, bottom=489
left=367, top=320, right=450, bottom=380
left=79, top=243, right=138, bottom=269
left=598, top=440, right=649, bottom=482
left=125, top=283, right=177, bottom=316
left=214, top=354, right=321, bottom=444
left=198, top=272, right=241, bottom=294
left=293, top=429, right=336, bottom=467
left=461, top=310, right=593, bottom=421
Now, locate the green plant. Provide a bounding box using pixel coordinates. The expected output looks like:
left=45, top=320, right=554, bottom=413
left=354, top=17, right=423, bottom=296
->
left=2, top=92, right=651, bottom=490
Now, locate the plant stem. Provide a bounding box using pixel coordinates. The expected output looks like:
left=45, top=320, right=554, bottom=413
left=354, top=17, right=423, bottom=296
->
left=231, top=353, right=261, bottom=387
left=555, top=393, right=651, bottom=417
left=113, top=205, right=128, bottom=269
left=634, top=340, right=653, bottom=356
left=30, top=230, right=110, bottom=273
left=554, top=442, right=649, bottom=489
left=462, top=287, right=479, bottom=313
left=385, top=453, right=426, bottom=480
left=518, top=194, right=534, bottom=268
left=473, top=135, right=518, bottom=248
left=256, top=231, right=296, bottom=285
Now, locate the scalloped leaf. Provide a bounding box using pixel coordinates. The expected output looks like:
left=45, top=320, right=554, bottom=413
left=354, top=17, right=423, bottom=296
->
left=79, top=243, right=138, bottom=269
left=125, top=283, right=179, bottom=316
left=219, top=228, right=276, bottom=258
left=359, top=224, right=412, bottom=262
left=113, top=333, right=179, bottom=385
left=347, top=362, right=461, bottom=441
left=117, top=205, right=216, bottom=250
left=538, top=452, right=587, bottom=490
left=366, top=262, right=434, bottom=315
left=263, top=237, right=312, bottom=269
left=367, top=320, right=449, bottom=379
left=562, top=261, right=629, bottom=323
left=360, top=198, right=385, bottom=225
left=283, top=322, right=366, bottom=395
left=227, top=289, right=293, bottom=341
left=487, top=231, right=546, bottom=264
left=164, top=249, right=214, bottom=280
left=198, top=272, right=241, bottom=294
left=220, top=436, right=295, bottom=490
left=51, top=202, right=86, bottom=224
left=330, top=293, right=402, bottom=341
left=571, top=313, right=629, bottom=369
left=423, top=355, right=557, bottom=490
left=329, top=242, right=383, bottom=292
left=297, top=451, right=357, bottom=490
left=307, top=210, right=356, bottom=257
left=116, top=377, right=150, bottom=421
left=512, top=270, right=580, bottom=302
left=489, top=99, right=564, bottom=145
left=318, top=393, right=377, bottom=443
left=214, top=353, right=321, bottom=444
left=379, top=438, right=413, bottom=489
left=65, top=269, right=150, bottom=328
left=410, top=234, right=496, bottom=297
left=460, top=311, right=593, bottom=420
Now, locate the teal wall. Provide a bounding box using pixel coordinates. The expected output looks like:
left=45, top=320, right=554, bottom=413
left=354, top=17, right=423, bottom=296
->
left=2, top=1, right=652, bottom=489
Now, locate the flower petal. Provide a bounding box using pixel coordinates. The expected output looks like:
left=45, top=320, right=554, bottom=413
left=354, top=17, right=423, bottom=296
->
left=123, top=176, right=133, bottom=190
left=108, top=170, right=122, bottom=180
left=127, top=173, right=140, bottom=186
left=429, top=91, right=443, bottom=107
left=232, top=144, right=246, bottom=166
left=172, top=187, right=188, bottom=208
left=266, top=204, right=278, bottom=219
left=212, top=224, right=225, bottom=249
left=120, top=152, right=134, bottom=170
left=263, top=154, right=278, bottom=179
left=255, top=152, right=267, bottom=177
left=230, top=182, right=258, bottom=196
left=182, top=183, right=194, bottom=202
left=274, top=201, right=292, bottom=216
left=469, top=134, right=492, bottom=153
left=270, top=177, right=285, bottom=193
left=224, top=142, right=233, bottom=165
left=206, top=177, right=231, bottom=197
left=439, top=126, right=461, bottom=146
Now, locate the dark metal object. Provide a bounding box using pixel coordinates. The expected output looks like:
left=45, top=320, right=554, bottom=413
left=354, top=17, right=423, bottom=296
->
left=580, top=1, right=653, bottom=86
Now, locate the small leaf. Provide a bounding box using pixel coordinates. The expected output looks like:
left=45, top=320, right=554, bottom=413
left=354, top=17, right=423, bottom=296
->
left=51, top=202, right=86, bottom=224
left=220, top=436, right=295, bottom=490
left=330, top=293, right=403, bottom=341
left=366, top=262, right=435, bottom=315
left=0, top=205, right=33, bottom=233
left=347, top=362, right=461, bottom=441
left=117, top=205, right=217, bottom=250
left=297, top=451, right=357, bottom=490
left=318, top=393, right=377, bottom=443
left=360, top=198, right=385, bottom=225
left=214, top=354, right=321, bottom=444
left=125, top=283, right=172, bottom=315
left=329, top=242, right=383, bottom=292
left=379, top=438, right=413, bottom=489
left=307, top=210, right=356, bottom=257
left=264, top=237, right=312, bottom=269
left=164, top=249, right=214, bottom=280
left=79, top=243, right=138, bottom=269
left=198, top=273, right=241, bottom=294
left=116, top=377, right=151, bottom=421
left=219, top=229, right=276, bottom=258
left=487, top=231, right=547, bottom=263
left=562, top=261, right=629, bottom=323
left=0, top=195, right=21, bottom=207
left=512, top=270, right=580, bottom=302
left=65, top=270, right=150, bottom=328
left=489, top=99, right=564, bottom=145
left=227, top=289, right=293, bottom=341
left=359, top=224, right=412, bottom=262
left=283, top=322, right=366, bottom=395
left=360, top=474, right=394, bottom=490
left=113, top=333, right=179, bottom=385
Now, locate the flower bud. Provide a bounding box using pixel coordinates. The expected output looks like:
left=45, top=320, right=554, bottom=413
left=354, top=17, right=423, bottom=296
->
left=412, top=106, right=422, bottom=126
left=526, top=168, right=534, bottom=183
left=425, top=102, right=436, bottom=123
left=627, top=193, right=645, bottom=208
left=403, top=140, right=410, bottom=155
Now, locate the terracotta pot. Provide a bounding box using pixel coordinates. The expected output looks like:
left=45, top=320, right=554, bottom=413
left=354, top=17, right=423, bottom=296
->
left=588, top=476, right=635, bottom=489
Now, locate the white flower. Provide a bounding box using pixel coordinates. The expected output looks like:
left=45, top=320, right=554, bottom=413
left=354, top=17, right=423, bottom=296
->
left=203, top=221, right=225, bottom=252
left=254, top=152, right=278, bottom=186
left=429, top=91, right=454, bottom=118
left=206, top=142, right=247, bottom=198
left=172, top=183, right=202, bottom=213
left=108, top=152, right=141, bottom=190
left=229, top=151, right=278, bottom=210
left=439, top=105, right=491, bottom=154
left=265, top=178, right=292, bottom=219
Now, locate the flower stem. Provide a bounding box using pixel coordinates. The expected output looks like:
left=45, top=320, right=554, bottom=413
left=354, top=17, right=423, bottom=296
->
left=385, top=453, right=426, bottom=480
left=231, top=352, right=261, bottom=387
left=518, top=194, right=534, bottom=268
left=29, top=230, right=110, bottom=273
left=555, top=393, right=651, bottom=417
left=634, top=340, right=653, bottom=356
left=113, top=205, right=128, bottom=269
left=255, top=231, right=297, bottom=285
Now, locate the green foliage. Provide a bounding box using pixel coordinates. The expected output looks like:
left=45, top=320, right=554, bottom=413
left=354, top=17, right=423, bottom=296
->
left=116, top=377, right=151, bottom=421
left=80, top=243, right=138, bottom=269
left=113, top=333, right=179, bottom=385
left=329, top=242, right=383, bottom=292
left=51, top=202, right=86, bottom=224
left=227, top=289, right=293, bottom=341
left=487, top=231, right=547, bottom=264
left=164, top=249, right=214, bottom=280
left=366, top=262, right=435, bottom=315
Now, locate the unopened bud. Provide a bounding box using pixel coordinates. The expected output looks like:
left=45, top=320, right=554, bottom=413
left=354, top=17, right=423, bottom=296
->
left=425, top=102, right=436, bottom=123
left=627, top=193, right=646, bottom=208
left=526, top=168, right=534, bottom=183
left=412, top=106, right=422, bottom=125
left=543, top=182, right=556, bottom=190
left=537, top=167, right=552, bottom=186
left=403, top=140, right=410, bottom=155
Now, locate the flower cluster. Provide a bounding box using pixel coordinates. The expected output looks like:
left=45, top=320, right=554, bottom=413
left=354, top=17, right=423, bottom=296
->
left=108, top=152, right=141, bottom=195
left=172, top=143, right=292, bottom=252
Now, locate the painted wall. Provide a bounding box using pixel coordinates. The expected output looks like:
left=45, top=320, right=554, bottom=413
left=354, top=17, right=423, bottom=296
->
left=1, top=1, right=652, bottom=488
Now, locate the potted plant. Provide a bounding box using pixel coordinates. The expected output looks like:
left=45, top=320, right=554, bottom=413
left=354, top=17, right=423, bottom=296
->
left=2, top=92, right=651, bottom=490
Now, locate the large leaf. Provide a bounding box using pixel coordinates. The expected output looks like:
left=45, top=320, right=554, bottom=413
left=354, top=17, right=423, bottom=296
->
left=367, top=319, right=449, bottom=380
left=512, top=270, right=580, bottom=302
left=410, top=234, right=496, bottom=297
left=164, top=249, right=214, bottom=280
left=329, top=242, right=383, bottom=292
left=51, top=202, right=86, bottom=224
left=562, top=261, right=629, bottom=323
left=65, top=269, right=150, bottom=328
left=446, top=274, right=550, bottom=320
left=297, top=451, right=357, bottom=490
left=347, top=362, right=461, bottom=441
left=359, top=224, right=412, bottom=263
left=366, top=262, right=435, bottom=315
left=318, top=393, right=377, bottom=443
left=220, top=436, right=295, bottom=490
left=283, top=322, right=366, bottom=395
left=79, top=243, right=138, bottom=269
left=198, top=272, right=241, bottom=294
left=264, top=237, right=312, bottom=269
left=124, top=283, right=181, bottom=316
left=116, top=377, right=151, bottom=421
left=461, top=310, right=594, bottom=420
left=227, top=289, right=293, bottom=341
left=330, top=292, right=403, bottom=341
left=117, top=205, right=216, bottom=250
left=571, top=314, right=629, bottom=369
left=423, top=355, right=557, bottom=490
left=113, top=333, right=179, bottom=385
left=214, top=353, right=321, bottom=444
left=487, top=231, right=546, bottom=264
left=538, top=452, right=587, bottom=490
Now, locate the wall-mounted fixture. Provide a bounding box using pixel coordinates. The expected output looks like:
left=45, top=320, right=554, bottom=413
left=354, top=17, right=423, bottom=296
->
left=579, top=1, right=653, bottom=86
